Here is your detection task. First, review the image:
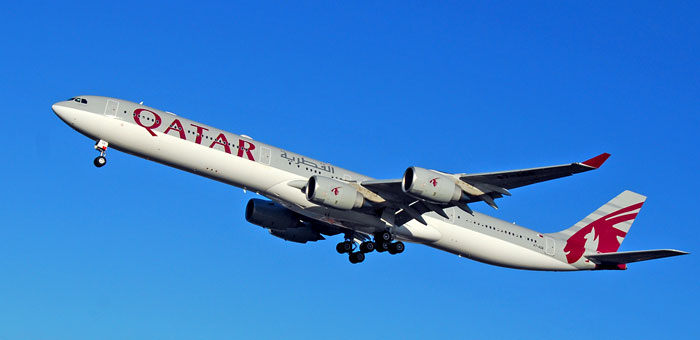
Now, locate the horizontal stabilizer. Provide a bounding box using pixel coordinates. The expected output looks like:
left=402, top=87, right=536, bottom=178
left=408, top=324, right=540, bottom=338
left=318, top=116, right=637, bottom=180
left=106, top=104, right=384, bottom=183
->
left=585, top=249, right=688, bottom=265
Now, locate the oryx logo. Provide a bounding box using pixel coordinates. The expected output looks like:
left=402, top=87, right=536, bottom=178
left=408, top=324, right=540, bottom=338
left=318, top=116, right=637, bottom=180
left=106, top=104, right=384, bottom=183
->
left=563, top=202, right=643, bottom=264
left=429, top=178, right=439, bottom=187
left=331, top=187, right=341, bottom=196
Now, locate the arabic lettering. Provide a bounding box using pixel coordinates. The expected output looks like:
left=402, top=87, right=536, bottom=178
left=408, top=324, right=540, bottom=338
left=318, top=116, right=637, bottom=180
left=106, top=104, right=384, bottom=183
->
left=280, top=151, right=335, bottom=174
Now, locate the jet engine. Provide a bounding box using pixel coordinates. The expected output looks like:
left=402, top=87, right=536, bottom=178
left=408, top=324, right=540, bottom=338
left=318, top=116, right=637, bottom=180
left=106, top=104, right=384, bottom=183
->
left=402, top=167, right=464, bottom=204
left=245, top=199, right=324, bottom=243
left=306, top=175, right=365, bottom=210
left=269, top=228, right=324, bottom=243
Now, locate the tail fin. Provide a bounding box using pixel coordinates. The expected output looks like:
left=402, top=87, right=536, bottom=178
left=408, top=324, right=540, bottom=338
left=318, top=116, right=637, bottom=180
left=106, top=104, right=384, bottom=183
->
left=550, top=190, right=647, bottom=264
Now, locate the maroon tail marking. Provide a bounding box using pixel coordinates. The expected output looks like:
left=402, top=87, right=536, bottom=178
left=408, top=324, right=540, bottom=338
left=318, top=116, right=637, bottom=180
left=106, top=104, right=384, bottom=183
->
left=564, top=202, right=643, bottom=264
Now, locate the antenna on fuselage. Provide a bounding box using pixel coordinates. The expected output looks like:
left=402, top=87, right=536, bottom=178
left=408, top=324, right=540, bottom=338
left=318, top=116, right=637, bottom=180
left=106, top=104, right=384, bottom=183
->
left=139, top=101, right=144, bottom=105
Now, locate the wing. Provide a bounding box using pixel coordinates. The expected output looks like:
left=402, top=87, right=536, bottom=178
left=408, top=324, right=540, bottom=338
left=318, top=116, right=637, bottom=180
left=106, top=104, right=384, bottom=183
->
left=360, top=153, right=610, bottom=225
left=457, top=153, right=610, bottom=190
left=585, top=249, right=689, bottom=266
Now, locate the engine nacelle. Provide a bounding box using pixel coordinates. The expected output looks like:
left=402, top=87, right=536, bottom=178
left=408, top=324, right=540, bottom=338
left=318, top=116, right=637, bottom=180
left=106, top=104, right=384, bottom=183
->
left=269, top=228, right=324, bottom=243
left=245, top=198, right=300, bottom=231
left=306, top=176, right=364, bottom=210
left=402, top=167, right=463, bottom=204
left=245, top=199, right=325, bottom=243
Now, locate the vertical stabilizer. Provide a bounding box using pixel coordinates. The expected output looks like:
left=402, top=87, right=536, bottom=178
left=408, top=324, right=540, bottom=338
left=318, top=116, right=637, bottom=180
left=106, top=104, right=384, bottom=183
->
left=549, top=190, right=647, bottom=264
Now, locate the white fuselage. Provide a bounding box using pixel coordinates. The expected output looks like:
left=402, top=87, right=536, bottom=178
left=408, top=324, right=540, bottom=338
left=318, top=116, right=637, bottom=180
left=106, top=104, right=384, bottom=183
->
left=53, top=96, right=590, bottom=271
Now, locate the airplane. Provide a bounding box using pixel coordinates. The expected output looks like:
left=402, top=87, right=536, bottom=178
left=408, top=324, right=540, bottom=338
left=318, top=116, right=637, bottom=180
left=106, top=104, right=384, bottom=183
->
left=52, top=95, right=688, bottom=270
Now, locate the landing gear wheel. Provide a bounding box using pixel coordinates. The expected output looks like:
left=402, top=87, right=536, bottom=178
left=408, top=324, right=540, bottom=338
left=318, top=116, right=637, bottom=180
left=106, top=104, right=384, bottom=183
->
left=93, top=140, right=109, bottom=168
left=377, top=231, right=392, bottom=242
left=359, top=242, right=375, bottom=253
left=388, top=241, right=405, bottom=255
left=349, top=252, right=365, bottom=264
left=375, top=240, right=390, bottom=252
left=93, top=156, right=107, bottom=168
left=336, top=241, right=353, bottom=254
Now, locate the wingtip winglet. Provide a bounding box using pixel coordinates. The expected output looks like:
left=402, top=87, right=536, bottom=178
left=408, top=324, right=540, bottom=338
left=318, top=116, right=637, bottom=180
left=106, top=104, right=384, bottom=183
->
left=581, top=153, right=611, bottom=169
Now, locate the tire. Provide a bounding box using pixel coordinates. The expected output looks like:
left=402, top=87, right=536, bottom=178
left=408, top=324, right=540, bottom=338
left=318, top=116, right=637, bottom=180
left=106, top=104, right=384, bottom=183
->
left=360, top=242, right=375, bottom=253
left=337, top=241, right=352, bottom=254
left=375, top=241, right=389, bottom=252
left=378, top=231, right=392, bottom=241
left=342, top=241, right=353, bottom=253
left=389, top=241, right=405, bottom=255
left=349, top=252, right=365, bottom=264
left=94, top=156, right=106, bottom=168
left=393, top=241, right=405, bottom=253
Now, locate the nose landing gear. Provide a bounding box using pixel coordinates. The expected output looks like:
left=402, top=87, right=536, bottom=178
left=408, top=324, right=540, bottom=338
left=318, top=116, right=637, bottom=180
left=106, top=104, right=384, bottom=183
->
left=93, top=140, right=108, bottom=168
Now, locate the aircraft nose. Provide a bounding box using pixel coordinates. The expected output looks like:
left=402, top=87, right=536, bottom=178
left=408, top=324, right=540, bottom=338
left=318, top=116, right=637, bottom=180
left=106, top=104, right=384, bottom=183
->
left=52, top=102, right=68, bottom=119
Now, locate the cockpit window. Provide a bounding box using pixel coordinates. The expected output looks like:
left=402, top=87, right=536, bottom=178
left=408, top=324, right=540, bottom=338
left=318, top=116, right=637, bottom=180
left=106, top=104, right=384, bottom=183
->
left=81, top=98, right=87, bottom=104
left=71, top=97, right=88, bottom=104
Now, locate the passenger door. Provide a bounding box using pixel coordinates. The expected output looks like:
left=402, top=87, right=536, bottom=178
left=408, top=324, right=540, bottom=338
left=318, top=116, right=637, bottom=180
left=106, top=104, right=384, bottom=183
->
left=104, top=99, right=119, bottom=118
left=545, top=237, right=556, bottom=256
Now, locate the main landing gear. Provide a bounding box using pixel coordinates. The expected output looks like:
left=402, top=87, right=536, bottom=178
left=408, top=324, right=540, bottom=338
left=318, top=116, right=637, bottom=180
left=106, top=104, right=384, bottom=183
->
left=336, top=239, right=371, bottom=264
left=335, top=231, right=405, bottom=264
left=93, top=140, right=108, bottom=168
left=373, top=230, right=405, bottom=255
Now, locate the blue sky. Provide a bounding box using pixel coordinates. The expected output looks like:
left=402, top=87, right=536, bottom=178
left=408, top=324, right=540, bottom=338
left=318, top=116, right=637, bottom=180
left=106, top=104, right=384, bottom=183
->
left=0, top=1, right=697, bottom=339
